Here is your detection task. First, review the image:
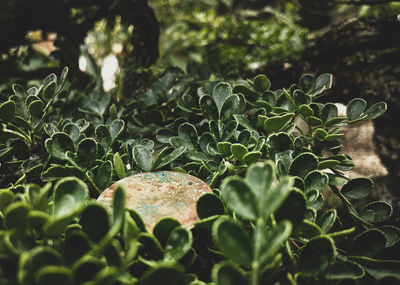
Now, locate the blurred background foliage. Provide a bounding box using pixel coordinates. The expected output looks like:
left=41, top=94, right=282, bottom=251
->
left=1, top=0, right=399, bottom=97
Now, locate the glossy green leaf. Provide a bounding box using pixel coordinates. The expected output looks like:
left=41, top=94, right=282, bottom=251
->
left=45, top=132, right=75, bottom=161
left=217, top=142, right=232, bottom=156
left=221, top=177, right=258, bottom=220
left=0, top=100, right=16, bottom=122
left=298, top=236, right=336, bottom=276
left=113, top=152, right=126, bottom=179
left=321, top=103, right=338, bottom=123
left=243, top=151, right=261, bottom=165
left=28, top=100, right=44, bottom=118
left=75, top=138, right=97, bottom=169
left=299, top=74, right=314, bottom=93
left=289, top=153, right=319, bottom=179
left=347, top=98, right=367, bottom=121
left=95, top=160, right=113, bottom=190
left=42, top=81, right=57, bottom=101
left=221, top=95, right=240, bottom=120
left=233, top=84, right=259, bottom=101
left=362, top=102, right=387, bottom=120
left=264, top=113, right=294, bottom=134
left=178, top=123, right=198, bottom=148
left=360, top=201, right=392, bottom=223
left=317, top=209, right=337, bottom=233
left=44, top=177, right=88, bottom=236
left=95, top=125, right=112, bottom=150
left=155, top=146, right=186, bottom=170
left=299, top=104, right=314, bottom=117
left=164, top=226, right=192, bottom=261
left=341, top=178, right=373, bottom=199
left=312, top=73, right=332, bottom=95
left=230, top=143, right=248, bottom=163
left=109, top=119, right=125, bottom=144
left=133, top=145, right=153, bottom=172
left=213, top=82, right=232, bottom=116
left=245, top=161, right=275, bottom=200
left=304, top=170, right=328, bottom=193
left=211, top=261, right=246, bottom=285
left=212, top=217, right=253, bottom=265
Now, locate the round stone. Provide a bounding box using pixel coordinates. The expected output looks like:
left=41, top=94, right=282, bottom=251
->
left=97, top=171, right=212, bottom=231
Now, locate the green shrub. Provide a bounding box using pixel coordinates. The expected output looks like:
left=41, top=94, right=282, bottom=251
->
left=0, top=66, right=399, bottom=284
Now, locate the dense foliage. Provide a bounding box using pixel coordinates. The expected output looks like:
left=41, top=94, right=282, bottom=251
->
left=0, top=65, right=399, bottom=284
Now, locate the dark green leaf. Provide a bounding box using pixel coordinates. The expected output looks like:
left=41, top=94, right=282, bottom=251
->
left=153, top=218, right=180, bottom=247
left=178, top=123, right=198, bottom=148
left=362, top=102, right=387, bottom=120
left=133, top=145, right=153, bottom=172
left=304, top=170, right=328, bottom=192
left=221, top=177, right=258, bottom=220
left=0, top=101, right=16, bottom=122
left=264, top=113, right=294, bottom=134
left=196, top=193, right=225, bottom=219
left=349, top=256, right=400, bottom=280
left=80, top=203, right=110, bottom=243
left=213, top=82, right=232, bottom=116
left=109, top=119, right=125, bottom=144
left=199, top=95, right=218, bottom=121
left=95, top=160, right=113, bottom=190
left=164, top=226, right=192, bottom=261
left=298, top=236, right=336, bottom=276
left=4, top=202, right=29, bottom=232
left=259, top=220, right=292, bottom=265
left=352, top=229, right=386, bottom=257
left=341, top=178, right=373, bottom=199
left=155, top=146, right=186, bottom=170
left=45, top=132, right=75, bottom=161
left=113, top=152, right=126, bottom=179
left=324, top=261, right=364, bottom=280
left=230, top=143, right=248, bottom=163
left=289, top=153, right=319, bottom=179
left=360, top=201, right=392, bottom=223
left=221, top=95, right=240, bottom=120
left=317, top=209, right=336, bottom=233
left=379, top=226, right=400, bottom=247
left=253, top=74, right=271, bottom=92
left=347, top=98, right=367, bottom=121
left=243, top=151, right=261, bottom=165
left=275, top=189, right=307, bottom=227
left=212, top=217, right=253, bottom=265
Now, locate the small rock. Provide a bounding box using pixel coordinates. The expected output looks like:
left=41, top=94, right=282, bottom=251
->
left=98, top=171, right=212, bottom=231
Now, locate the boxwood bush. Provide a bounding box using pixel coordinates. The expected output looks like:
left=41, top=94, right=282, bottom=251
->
left=0, top=66, right=399, bottom=285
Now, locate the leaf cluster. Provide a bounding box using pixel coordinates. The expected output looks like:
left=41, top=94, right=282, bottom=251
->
left=0, top=65, right=399, bottom=284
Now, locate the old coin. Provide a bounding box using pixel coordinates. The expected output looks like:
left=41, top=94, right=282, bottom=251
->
left=97, top=171, right=212, bottom=231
